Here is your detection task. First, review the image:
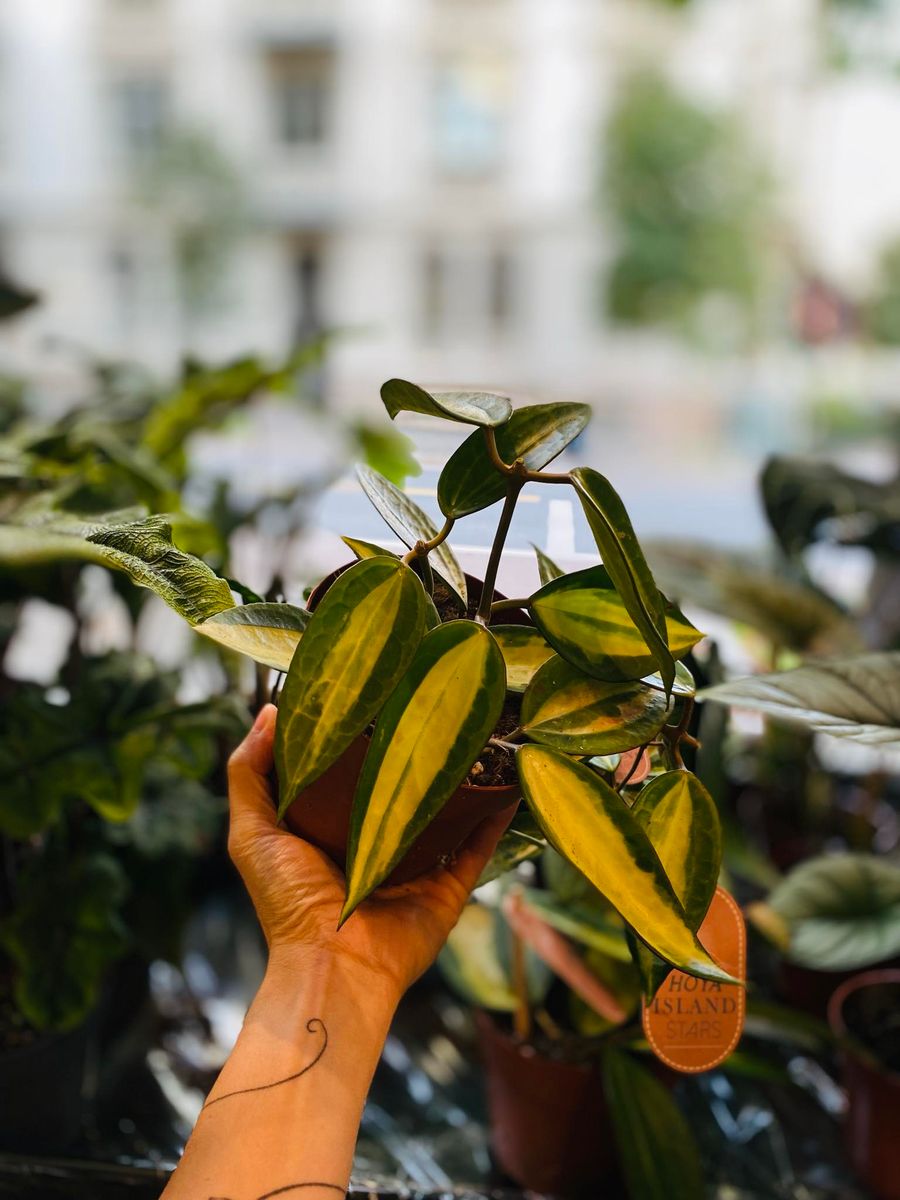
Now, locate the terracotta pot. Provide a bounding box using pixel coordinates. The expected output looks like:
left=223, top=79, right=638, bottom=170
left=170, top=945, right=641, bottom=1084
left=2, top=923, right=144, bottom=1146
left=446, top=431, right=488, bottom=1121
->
left=475, top=1011, right=616, bottom=1198
left=828, top=969, right=900, bottom=1200
left=283, top=565, right=524, bottom=885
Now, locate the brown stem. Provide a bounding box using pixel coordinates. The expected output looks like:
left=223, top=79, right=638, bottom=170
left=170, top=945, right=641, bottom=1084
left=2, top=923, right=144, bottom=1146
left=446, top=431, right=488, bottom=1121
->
left=401, top=515, right=455, bottom=565
left=510, top=927, right=532, bottom=1042
left=476, top=479, right=523, bottom=624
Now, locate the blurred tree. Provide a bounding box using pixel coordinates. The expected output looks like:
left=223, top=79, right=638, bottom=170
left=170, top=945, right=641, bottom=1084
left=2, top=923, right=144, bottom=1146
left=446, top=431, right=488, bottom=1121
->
left=864, top=235, right=900, bottom=344
left=602, top=72, right=769, bottom=345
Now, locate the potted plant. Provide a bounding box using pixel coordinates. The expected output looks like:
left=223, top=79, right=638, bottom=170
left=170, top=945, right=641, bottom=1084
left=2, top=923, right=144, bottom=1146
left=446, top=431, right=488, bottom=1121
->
left=439, top=842, right=706, bottom=1198
left=828, top=968, right=900, bottom=1200
left=187, top=378, right=735, bottom=992
left=745, top=852, right=900, bottom=1017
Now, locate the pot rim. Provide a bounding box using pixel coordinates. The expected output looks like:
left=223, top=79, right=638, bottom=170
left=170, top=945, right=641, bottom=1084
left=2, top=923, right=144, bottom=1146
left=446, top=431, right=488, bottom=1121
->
left=828, top=968, right=900, bottom=1083
left=475, top=1009, right=604, bottom=1074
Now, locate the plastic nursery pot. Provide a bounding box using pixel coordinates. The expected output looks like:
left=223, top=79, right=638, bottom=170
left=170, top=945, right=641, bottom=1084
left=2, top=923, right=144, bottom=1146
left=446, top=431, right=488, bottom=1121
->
left=828, top=969, right=900, bottom=1200
left=283, top=565, right=524, bottom=886
left=0, top=1019, right=90, bottom=1154
left=475, top=1011, right=617, bottom=1199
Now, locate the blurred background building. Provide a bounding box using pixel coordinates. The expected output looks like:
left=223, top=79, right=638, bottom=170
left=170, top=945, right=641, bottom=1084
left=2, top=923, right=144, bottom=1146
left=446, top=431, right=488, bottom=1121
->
left=1, top=0, right=899, bottom=554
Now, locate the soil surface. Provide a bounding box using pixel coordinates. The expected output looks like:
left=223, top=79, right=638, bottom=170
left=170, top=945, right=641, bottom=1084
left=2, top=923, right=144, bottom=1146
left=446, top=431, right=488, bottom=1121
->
left=465, top=696, right=521, bottom=788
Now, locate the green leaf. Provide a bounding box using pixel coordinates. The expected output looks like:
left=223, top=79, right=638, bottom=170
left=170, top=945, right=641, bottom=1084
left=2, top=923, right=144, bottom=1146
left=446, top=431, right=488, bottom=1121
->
left=700, top=652, right=900, bottom=751
left=380, top=378, right=512, bottom=428
left=533, top=543, right=564, bottom=585
left=341, top=535, right=399, bottom=560
left=530, top=564, right=699, bottom=686
left=764, top=853, right=900, bottom=971
left=357, top=465, right=467, bottom=606
left=628, top=770, right=722, bottom=999
left=631, top=771, right=721, bottom=931
left=353, top=420, right=421, bottom=485
left=438, top=903, right=520, bottom=1010
left=437, top=403, right=591, bottom=518
left=643, top=660, right=696, bottom=696
left=521, top=655, right=670, bottom=755
left=342, top=620, right=506, bottom=919
left=491, top=625, right=555, bottom=693
left=0, top=852, right=129, bottom=1032
left=0, top=510, right=234, bottom=624
left=275, top=557, right=427, bottom=814
left=196, top=602, right=310, bottom=671
left=476, top=817, right=545, bottom=886
left=570, top=468, right=675, bottom=693
left=516, top=745, right=737, bottom=983
left=603, top=1048, right=704, bottom=1200
left=519, top=887, right=631, bottom=960
left=340, top=539, right=441, bottom=629
left=645, top=540, right=859, bottom=655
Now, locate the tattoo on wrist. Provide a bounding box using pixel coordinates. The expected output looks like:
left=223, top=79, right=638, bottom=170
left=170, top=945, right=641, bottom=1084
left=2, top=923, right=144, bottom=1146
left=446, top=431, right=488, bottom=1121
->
left=209, top=1185, right=345, bottom=1199
left=203, top=1018, right=328, bottom=1111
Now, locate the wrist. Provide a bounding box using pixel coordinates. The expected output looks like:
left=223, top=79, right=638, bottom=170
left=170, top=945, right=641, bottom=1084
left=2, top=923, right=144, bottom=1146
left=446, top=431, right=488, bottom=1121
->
left=263, top=944, right=402, bottom=1026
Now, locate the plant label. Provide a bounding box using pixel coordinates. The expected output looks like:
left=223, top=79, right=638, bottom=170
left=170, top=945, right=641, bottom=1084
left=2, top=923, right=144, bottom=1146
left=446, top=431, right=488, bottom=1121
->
left=642, top=887, right=746, bottom=1073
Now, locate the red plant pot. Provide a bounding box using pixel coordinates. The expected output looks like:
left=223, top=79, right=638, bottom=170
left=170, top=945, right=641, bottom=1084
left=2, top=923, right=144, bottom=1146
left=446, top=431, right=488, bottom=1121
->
left=282, top=565, right=525, bottom=885
left=475, top=1011, right=617, bottom=1198
left=828, top=969, right=900, bottom=1200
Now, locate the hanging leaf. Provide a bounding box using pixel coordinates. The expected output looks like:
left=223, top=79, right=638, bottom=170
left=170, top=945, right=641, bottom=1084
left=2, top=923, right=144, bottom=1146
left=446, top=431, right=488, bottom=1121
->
left=628, top=770, right=722, bottom=999
left=342, top=620, right=506, bottom=920
left=603, top=1048, right=704, bottom=1200
left=380, top=378, right=512, bottom=428
left=759, top=853, right=900, bottom=971
left=631, top=771, right=721, bottom=931
left=533, top=543, right=565, bottom=585
left=437, top=403, right=591, bottom=518
left=521, top=656, right=670, bottom=755
left=491, top=625, right=555, bottom=693
left=356, top=465, right=467, bottom=606
left=516, top=745, right=736, bottom=984
left=275, top=557, right=427, bottom=815
left=477, top=817, right=545, bottom=886
left=0, top=510, right=234, bottom=624
left=570, top=468, right=675, bottom=693
left=530, top=564, right=698, bottom=686
left=700, top=652, right=900, bottom=751
left=643, top=660, right=696, bottom=697
left=196, top=603, right=310, bottom=671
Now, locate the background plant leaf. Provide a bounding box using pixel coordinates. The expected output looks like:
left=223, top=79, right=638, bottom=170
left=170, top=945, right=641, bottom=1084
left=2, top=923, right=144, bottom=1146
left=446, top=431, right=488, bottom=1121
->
left=700, top=652, right=900, bottom=751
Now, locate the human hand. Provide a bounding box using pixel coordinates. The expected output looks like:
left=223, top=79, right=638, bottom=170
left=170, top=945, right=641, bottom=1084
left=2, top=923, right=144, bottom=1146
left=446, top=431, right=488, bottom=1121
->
left=227, top=705, right=514, bottom=1000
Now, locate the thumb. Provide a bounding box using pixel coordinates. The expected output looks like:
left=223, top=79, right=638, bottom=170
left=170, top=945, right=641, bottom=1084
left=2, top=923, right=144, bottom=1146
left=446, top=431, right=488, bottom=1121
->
left=228, top=704, right=278, bottom=839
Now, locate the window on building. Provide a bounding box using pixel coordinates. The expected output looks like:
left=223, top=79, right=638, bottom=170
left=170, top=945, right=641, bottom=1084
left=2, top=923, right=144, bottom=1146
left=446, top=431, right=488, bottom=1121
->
left=433, top=54, right=508, bottom=177
left=422, top=244, right=514, bottom=342
left=267, top=47, right=334, bottom=148
left=111, top=76, right=168, bottom=159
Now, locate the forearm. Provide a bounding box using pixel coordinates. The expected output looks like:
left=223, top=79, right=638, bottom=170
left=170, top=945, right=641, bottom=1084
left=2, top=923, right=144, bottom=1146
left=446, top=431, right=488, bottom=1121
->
left=162, top=948, right=400, bottom=1200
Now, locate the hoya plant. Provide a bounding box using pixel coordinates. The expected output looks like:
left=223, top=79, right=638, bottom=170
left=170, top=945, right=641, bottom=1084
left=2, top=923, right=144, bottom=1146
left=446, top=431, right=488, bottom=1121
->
left=188, top=379, right=733, bottom=989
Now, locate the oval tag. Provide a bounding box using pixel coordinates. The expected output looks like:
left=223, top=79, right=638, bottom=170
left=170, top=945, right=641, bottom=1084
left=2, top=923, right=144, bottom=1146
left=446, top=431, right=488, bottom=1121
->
left=642, top=887, right=746, bottom=1074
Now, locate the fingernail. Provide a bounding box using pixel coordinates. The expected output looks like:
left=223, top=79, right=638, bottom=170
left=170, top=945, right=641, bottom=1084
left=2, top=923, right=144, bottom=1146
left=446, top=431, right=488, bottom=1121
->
left=251, top=704, right=273, bottom=732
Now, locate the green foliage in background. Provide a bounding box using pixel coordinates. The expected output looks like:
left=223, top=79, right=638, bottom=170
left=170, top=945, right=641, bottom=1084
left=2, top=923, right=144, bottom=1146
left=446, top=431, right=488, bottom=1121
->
left=864, top=236, right=900, bottom=345
left=603, top=71, right=769, bottom=342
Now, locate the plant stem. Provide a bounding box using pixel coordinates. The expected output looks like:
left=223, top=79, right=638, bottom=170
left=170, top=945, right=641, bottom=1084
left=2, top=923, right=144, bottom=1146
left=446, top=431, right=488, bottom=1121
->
left=490, top=597, right=531, bottom=614
left=510, top=928, right=532, bottom=1042
left=482, top=427, right=571, bottom=484
left=476, top=480, right=523, bottom=624
left=401, top=515, right=455, bottom=565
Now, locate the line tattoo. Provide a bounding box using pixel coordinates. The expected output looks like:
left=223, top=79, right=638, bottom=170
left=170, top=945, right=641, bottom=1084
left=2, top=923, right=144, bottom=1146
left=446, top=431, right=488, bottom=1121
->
left=203, top=1018, right=328, bottom=1111
left=209, top=1185, right=345, bottom=1199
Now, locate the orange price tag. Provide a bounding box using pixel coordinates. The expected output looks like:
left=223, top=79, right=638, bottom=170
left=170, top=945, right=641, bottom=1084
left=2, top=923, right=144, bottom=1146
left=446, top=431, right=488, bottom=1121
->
left=642, top=887, right=746, bottom=1074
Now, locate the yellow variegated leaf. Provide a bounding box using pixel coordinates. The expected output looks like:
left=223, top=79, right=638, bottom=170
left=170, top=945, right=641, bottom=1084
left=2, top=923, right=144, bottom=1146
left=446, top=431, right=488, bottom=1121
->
left=491, top=625, right=555, bottom=693
left=342, top=620, right=506, bottom=920
left=275, top=557, right=427, bottom=815
left=196, top=603, right=309, bottom=671
left=516, top=745, right=737, bottom=984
